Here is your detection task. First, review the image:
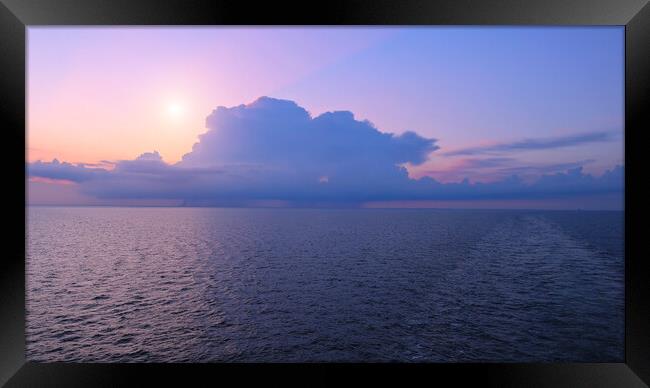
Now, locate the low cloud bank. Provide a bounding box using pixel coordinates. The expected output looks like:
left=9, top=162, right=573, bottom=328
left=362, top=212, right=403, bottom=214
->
left=27, top=97, right=623, bottom=206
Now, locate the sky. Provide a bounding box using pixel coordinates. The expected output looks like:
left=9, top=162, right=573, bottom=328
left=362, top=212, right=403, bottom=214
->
left=27, top=27, right=624, bottom=209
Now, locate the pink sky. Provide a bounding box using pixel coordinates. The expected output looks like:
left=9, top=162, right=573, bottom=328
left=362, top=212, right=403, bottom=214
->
left=26, top=27, right=624, bottom=209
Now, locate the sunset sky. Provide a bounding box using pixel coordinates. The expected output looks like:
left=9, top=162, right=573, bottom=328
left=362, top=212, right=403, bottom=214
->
left=27, top=27, right=624, bottom=209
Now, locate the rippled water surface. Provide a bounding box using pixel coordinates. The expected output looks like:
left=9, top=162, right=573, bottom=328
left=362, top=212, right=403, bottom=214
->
left=26, top=207, right=624, bottom=362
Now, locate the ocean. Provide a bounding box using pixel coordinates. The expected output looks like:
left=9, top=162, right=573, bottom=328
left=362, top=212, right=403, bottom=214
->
left=26, top=207, right=624, bottom=362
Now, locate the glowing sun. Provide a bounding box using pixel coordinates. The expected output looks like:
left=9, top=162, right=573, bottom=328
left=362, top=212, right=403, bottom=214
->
left=166, top=102, right=185, bottom=118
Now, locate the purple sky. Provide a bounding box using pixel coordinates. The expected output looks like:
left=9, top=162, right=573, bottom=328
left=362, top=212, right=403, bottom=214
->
left=27, top=27, right=624, bottom=209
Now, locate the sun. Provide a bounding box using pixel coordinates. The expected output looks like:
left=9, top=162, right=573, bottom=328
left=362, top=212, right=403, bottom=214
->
left=166, top=102, right=185, bottom=118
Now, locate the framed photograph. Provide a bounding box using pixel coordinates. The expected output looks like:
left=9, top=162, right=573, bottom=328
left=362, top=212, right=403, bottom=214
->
left=2, top=0, right=649, bottom=386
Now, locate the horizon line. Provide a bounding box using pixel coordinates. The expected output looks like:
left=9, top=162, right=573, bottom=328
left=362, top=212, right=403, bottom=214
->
left=24, top=204, right=624, bottom=212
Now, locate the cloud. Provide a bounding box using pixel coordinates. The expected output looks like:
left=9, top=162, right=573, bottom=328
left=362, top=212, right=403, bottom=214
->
left=180, top=96, right=437, bottom=171
left=404, top=165, right=623, bottom=201
left=28, top=158, right=109, bottom=183
left=26, top=97, right=623, bottom=207
left=420, top=157, right=598, bottom=183
left=445, top=131, right=616, bottom=156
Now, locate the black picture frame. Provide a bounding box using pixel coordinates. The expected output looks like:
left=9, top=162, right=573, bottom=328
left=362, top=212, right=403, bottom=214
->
left=2, top=0, right=648, bottom=386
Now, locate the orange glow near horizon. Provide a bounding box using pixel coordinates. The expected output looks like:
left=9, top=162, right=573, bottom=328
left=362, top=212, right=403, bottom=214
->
left=28, top=176, right=76, bottom=185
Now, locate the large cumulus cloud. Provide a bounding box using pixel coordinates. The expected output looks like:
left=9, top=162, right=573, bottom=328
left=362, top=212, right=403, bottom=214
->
left=179, top=97, right=437, bottom=192
left=27, top=97, right=623, bottom=205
